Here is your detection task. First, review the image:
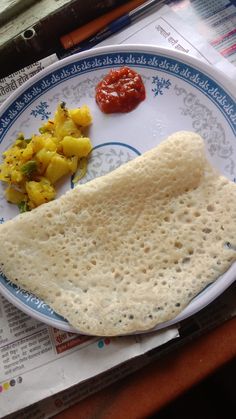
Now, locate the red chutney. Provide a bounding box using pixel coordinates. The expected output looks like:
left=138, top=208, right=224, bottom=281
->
left=95, top=66, right=146, bottom=114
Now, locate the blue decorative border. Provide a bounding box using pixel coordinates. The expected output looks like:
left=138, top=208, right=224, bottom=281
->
left=0, top=277, right=64, bottom=320
left=71, top=141, right=141, bottom=188
left=0, top=50, right=235, bottom=327
left=0, top=52, right=235, bottom=143
left=91, top=141, right=141, bottom=154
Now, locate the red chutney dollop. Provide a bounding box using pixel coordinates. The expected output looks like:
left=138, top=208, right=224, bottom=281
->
left=95, top=66, right=146, bottom=114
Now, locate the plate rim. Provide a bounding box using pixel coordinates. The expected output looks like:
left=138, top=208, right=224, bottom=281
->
left=0, top=44, right=235, bottom=334
left=0, top=44, right=235, bottom=115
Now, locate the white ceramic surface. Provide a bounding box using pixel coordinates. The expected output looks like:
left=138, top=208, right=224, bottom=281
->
left=0, top=45, right=235, bottom=334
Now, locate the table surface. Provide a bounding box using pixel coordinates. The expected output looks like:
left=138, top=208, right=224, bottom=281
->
left=54, top=317, right=236, bottom=418
left=2, top=1, right=235, bottom=417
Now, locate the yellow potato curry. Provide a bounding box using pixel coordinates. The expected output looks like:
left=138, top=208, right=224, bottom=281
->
left=0, top=103, right=92, bottom=212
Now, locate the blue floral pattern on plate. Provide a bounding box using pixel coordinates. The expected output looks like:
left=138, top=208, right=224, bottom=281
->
left=0, top=45, right=235, bottom=332
left=30, top=101, right=51, bottom=120
left=152, top=76, right=171, bottom=96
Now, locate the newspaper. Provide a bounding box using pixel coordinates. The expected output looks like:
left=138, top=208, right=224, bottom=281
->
left=0, top=54, right=58, bottom=106
left=4, top=282, right=236, bottom=419
left=0, top=2, right=236, bottom=418
left=167, top=0, right=236, bottom=66
left=98, top=4, right=236, bottom=80
left=0, top=295, right=178, bottom=417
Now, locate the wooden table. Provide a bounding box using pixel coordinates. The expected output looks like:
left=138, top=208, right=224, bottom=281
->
left=1, top=2, right=235, bottom=417
left=54, top=317, right=236, bottom=418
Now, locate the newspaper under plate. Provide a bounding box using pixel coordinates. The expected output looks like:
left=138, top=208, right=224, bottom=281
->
left=0, top=2, right=236, bottom=418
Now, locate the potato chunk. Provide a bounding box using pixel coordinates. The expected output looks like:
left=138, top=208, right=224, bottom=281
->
left=36, top=149, right=56, bottom=173
left=0, top=102, right=92, bottom=211
left=5, top=187, right=26, bottom=204
left=61, top=136, right=92, bottom=158
left=32, top=134, right=57, bottom=153
left=26, top=178, right=56, bottom=207
left=69, top=105, right=92, bottom=127
left=45, top=154, right=71, bottom=184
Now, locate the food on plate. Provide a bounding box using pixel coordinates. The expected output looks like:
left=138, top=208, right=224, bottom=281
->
left=0, top=103, right=92, bottom=211
left=1, top=131, right=236, bottom=336
left=95, top=66, right=146, bottom=113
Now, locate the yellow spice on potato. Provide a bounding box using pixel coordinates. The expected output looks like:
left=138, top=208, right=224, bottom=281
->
left=26, top=178, right=56, bottom=208
left=36, top=149, right=56, bottom=173
left=67, top=155, right=79, bottom=172
left=5, top=187, right=26, bottom=204
left=56, top=119, right=81, bottom=140
left=45, top=154, right=71, bottom=184
left=69, top=105, right=92, bottom=127
left=41, top=119, right=55, bottom=132
left=0, top=102, right=93, bottom=211
left=32, top=135, right=57, bottom=153
left=61, top=136, right=92, bottom=158
left=21, top=143, right=34, bottom=161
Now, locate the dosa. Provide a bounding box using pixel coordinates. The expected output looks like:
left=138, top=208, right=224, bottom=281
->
left=0, top=131, right=236, bottom=335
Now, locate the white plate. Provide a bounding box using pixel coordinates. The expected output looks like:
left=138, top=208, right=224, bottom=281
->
left=0, top=45, right=235, bottom=334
